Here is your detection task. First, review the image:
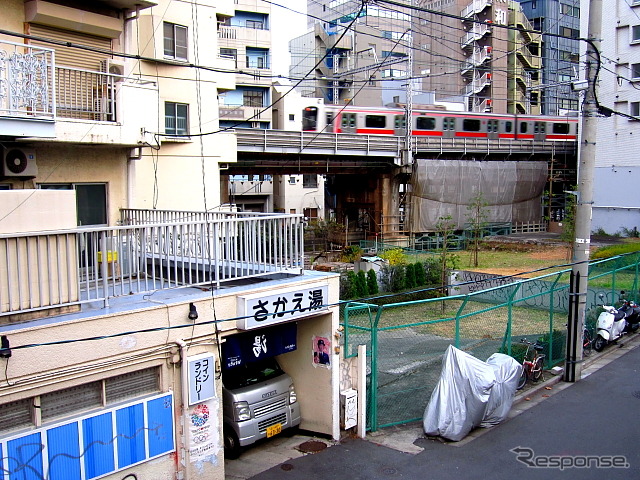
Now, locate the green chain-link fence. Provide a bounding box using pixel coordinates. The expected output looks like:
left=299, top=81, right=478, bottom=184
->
left=343, top=252, right=640, bottom=431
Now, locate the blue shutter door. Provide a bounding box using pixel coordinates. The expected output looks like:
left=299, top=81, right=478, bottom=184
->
left=146, top=394, right=174, bottom=457
left=47, top=422, right=81, bottom=480
left=115, top=404, right=145, bottom=468
left=6, top=432, right=44, bottom=480
left=82, top=413, right=115, bottom=479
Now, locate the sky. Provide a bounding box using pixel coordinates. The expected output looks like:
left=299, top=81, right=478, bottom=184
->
left=269, top=0, right=309, bottom=78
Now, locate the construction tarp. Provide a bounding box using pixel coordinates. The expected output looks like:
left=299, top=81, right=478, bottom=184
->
left=411, top=159, right=548, bottom=231
left=423, top=345, right=522, bottom=441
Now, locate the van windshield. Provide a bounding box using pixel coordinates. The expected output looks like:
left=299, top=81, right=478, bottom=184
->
left=222, top=358, right=285, bottom=390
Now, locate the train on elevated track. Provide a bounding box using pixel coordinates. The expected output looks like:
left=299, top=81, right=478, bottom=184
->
left=301, top=103, right=578, bottom=142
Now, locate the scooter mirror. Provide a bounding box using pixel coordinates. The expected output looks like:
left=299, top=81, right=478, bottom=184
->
left=598, top=293, right=605, bottom=301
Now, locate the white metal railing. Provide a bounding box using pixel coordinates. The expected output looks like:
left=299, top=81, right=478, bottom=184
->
left=0, top=212, right=304, bottom=318
left=461, top=0, right=493, bottom=18
left=0, top=39, right=55, bottom=119
left=465, top=72, right=492, bottom=96
left=55, top=66, right=120, bottom=122
left=461, top=24, right=491, bottom=49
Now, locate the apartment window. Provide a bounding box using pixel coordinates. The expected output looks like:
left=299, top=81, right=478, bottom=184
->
left=560, top=4, right=579, bottom=17
left=633, top=26, right=640, bottom=43
left=246, top=19, right=264, bottom=29
left=165, top=102, right=189, bottom=135
left=220, top=48, right=237, bottom=67
left=304, top=207, right=318, bottom=220
left=560, top=50, right=580, bottom=63
left=163, top=22, right=188, bottom=61
left=0, top=368, right=160, bottom=432
left=632, top=63, right=640, bottom=80
left=288, top=176, right=296, bottom=185
left=40, top=183, right=107, bottom=226
left=289, top=114, right=295, bottom=121
left=243, top=90, right=264, bottom=107
left=0, top=184, right=11, bottom=190
left=302, top=174, right=318, bottom=188
left=560, top=27, right=579, bottom=40
left=631, top=102, right=640, bottom=117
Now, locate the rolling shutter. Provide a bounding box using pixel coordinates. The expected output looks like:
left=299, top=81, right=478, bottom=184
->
left=27, top=24, right=112, bottom=71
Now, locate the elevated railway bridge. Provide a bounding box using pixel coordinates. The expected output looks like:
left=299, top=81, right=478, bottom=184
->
left=226, top=128, right=577, bottom=243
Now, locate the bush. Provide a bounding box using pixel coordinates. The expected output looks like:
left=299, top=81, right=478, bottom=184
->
left=591, top=242, right=640, bottom=260
left=405, top=263, right=417, bottom=289
left=379, top=248, right=407, bottom=266
left=340, top=245, right=363, bottom=263
left=537, top=329, right=566, bottom=366
left=414, top=261, right=427, bottom=286
left=340, top=271, right=357, bottom=299
left=355, top=270, right=368, bottom=298
left=367, top=269, right=379, bottom=295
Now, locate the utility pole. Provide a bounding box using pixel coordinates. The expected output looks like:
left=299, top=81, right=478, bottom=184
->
left=565, top=0, right=601, bottom=382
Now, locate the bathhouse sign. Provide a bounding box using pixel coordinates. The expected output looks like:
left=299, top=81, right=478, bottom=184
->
left=237, top=282, right=329, bottom=330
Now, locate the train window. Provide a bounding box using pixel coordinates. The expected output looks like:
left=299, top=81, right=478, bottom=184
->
left=365, top=115, right=386, bottom=128
left=416, top=117, right=435, bottom=130
left=349, top=114, right=356, bottom=128
left=443, top=117, right=455, bottom=130
left=552, top=123, right=570, bottom=134
left=487, top=120, right=498, bottom=132
left=520, top=122, right=528, bottom=134
left=326, top=113, right=334, bottom=125
left=534, top=122, right=546, bottom=134
left=462, top=119, right=481, bottom=132
left=505, top=121, right=513, bottom=133
left=394, top=115, right=406, bottom=129
left=302, top=106, right=318, bottom=130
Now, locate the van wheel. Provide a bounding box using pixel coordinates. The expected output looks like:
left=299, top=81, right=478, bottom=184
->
left=224, top=427, right=241, bottom=460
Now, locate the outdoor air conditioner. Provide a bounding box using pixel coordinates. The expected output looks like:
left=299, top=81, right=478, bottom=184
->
left=2, top=148, right=37, bottom=178
left=100, top=59, right=125, bottom=81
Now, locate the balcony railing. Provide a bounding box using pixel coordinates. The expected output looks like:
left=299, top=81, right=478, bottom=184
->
left=0, top=210, right=304, bottom=320
left=55, top=66, right=120, bottom=122
left=0, top=40, right=55, bottom=120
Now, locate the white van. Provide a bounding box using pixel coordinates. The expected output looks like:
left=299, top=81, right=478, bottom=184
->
left=222, top=357, right=301, bottom=459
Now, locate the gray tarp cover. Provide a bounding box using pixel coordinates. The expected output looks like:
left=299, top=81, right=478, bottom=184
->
left=411, top=160, right=548, bottom=231
left=423, top=345, right=522, bottom=441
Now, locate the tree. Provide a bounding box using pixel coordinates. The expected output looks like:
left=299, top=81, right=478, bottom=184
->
left=405, top=263, right=417, bottom=289
left=366, top=269, right=379, bottom=295
left=355, top=270, right=368, bottom=298
left=414, top=261, right=426, bottom=286
left=306, top=219, right=344, bottom=263
left=465, top=191, right=489, bottom=268
left=435, top=215, right=458, bottom=313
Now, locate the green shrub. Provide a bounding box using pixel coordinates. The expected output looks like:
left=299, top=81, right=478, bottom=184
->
left=341, top=245, right=363, bottom=263
left=366, top=269, right=379, bottom=295
left=405, top=263, right=417, bottom=289
left=414, top=261, right=426, bottom=286
left=591, top=242, right=640, bottom=260
left=355, top=270, right=368, bottom=298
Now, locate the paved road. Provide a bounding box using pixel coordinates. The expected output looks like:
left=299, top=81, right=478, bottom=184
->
left=248, top=339, right=640, bottom=480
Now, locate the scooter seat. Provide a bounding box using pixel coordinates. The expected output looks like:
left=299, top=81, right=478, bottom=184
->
left=614, top=310, right=627, bottom=321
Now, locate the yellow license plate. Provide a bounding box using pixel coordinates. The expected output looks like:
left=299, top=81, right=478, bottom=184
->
left=266, top=423, right=282, bottom=438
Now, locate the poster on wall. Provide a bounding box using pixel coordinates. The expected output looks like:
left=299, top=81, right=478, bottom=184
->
left=312, top=335, right=331, bottom=368
left=188, top=398, right=220, bottom=462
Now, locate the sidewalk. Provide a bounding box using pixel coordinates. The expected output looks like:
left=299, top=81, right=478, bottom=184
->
left=226, top=332, right=640, bottom=479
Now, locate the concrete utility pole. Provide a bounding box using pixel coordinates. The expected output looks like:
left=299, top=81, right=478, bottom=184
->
left=565, top=0, right=602, bottom=382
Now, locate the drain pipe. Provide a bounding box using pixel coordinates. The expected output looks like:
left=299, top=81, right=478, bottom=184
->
left=175, top=339, right=190, bottom=480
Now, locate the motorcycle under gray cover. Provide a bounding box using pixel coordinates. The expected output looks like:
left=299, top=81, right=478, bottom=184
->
left=423, top=346, right=522, bottom=441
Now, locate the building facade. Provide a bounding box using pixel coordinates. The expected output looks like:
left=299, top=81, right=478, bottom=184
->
left=582, top=0, right=640, bottom=234
left=0, top=2, right=346, bottom=479
left=516, top=0, right=581, bottom=115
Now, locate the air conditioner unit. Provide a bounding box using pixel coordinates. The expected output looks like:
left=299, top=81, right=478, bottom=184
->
left=2, top=148, right=37, bottom=178
left=100, top=59, right=125, bottom=81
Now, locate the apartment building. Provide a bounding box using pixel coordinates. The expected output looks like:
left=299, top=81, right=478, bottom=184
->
left=516, top=0, right=581, bottom=115
left=296, top=0, right=541, bottom=113
left=0, top=1, right=343, bottom=478
left=582, top=0, right=640, bottom=234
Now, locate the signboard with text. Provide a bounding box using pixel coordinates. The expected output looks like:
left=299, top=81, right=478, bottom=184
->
left=187, top=353, right=215, bottom=406
left=237, top=282, right=329, bottom=330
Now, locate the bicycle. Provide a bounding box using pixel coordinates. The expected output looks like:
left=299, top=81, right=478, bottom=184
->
left=516, top=339, right=546, bottom=390
left=582, top=327, right=593, bottom=357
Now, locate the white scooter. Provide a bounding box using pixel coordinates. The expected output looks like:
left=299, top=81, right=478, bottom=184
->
left=593, top=303, right=628, bottom=352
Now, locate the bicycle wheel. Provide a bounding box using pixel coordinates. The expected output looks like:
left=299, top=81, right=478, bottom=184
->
left=516, top=367, right=528, bottom=390
left=531, top=357, right=544, bottom=382
left=582, top=329, right=592, bottom=357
